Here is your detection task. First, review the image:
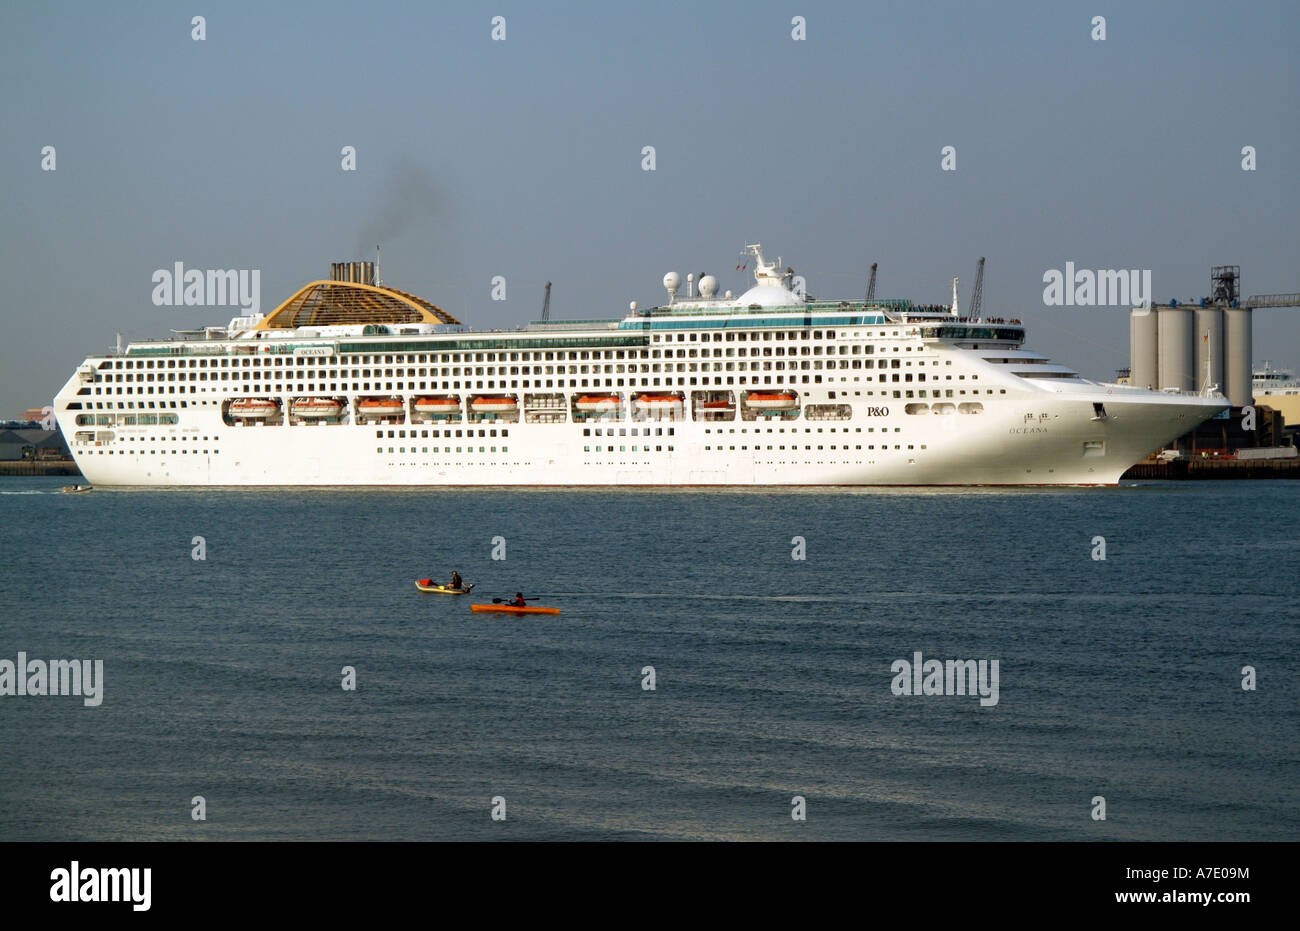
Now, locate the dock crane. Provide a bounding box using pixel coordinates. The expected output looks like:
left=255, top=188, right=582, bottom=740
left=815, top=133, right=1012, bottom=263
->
left=865, top=263, right=878, bottom=302
left=541, top=281, right=551, bottom=322
left=1152, top=266, right=1300, bottom=316
left=967, top=257, right=985, bottom=321
left=1203, top=266, right=1300, bottom=310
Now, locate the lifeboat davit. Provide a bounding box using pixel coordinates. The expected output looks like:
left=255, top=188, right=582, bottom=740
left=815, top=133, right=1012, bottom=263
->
left=229, top=399, right=278, bottom=418
left=414, top=396, right=460, bottom=414
left=357, top=397, right=404, bottom=417
left=292, top=397, right=343, bottom=419
left=575, top=395, right=622, bottom=412
left=743, top=392, right=798, bottom=410
left=634, top=394, right=683, bottom=411
left=470, top=396, right=518, bottom=413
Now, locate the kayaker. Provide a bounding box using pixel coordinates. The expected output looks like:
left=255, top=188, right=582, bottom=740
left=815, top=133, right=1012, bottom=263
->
left=449, top=570, right=463, bottom=590
left=509, top=592, right=526, bottom=607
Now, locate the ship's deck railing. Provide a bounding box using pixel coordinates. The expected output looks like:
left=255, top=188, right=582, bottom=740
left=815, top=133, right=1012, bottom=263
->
left=101, top=304, right=1030, bottom=358
left=1103, top=382, right=1229, bottom=399
left=905, top=316, right=1024, bottom=325
left=636, top=299, right=914, bottom=319
left=525, top=319, right=621, bottom=330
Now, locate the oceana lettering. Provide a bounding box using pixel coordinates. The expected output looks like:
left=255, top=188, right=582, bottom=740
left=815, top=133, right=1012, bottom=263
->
left=151, top=262, right=260, bottom=314
left=0, top=652, right=103, bottom=706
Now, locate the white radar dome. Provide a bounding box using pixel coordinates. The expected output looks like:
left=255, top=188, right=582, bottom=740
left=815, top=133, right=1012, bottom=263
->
left=699, top=275, right=718, bottom=297
left=663, top=271, right=680, bottom=294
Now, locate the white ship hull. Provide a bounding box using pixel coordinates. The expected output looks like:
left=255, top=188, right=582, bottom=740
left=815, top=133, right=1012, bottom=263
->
left=55, top=386, right=1222, bottom=487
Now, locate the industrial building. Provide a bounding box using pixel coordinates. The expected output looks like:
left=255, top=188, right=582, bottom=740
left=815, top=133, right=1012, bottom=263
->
left=1129, top=266, right=1300, bottom=459
left=0, top=428, right=71, bottom=461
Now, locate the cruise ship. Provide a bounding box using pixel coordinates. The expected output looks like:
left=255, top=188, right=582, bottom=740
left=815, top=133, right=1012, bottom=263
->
left=53, top=245, right=1229, bottom=486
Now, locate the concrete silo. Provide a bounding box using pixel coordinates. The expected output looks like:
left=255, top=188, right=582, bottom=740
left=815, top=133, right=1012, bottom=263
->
left=1223, top=306, right=1254, bottom=406
left=1157, top=304, right=1195, bottom=392
left=1194, top=305, right=1224, bottom=394
left=1129, top=307, right=1159, bottom=390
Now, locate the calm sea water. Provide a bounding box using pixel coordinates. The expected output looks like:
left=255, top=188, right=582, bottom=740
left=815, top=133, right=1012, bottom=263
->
left=1, top=476, right=1296, bottom=841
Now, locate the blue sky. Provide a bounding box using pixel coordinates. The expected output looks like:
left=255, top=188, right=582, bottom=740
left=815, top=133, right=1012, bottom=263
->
left=1, top=0, right=1297, bottom=412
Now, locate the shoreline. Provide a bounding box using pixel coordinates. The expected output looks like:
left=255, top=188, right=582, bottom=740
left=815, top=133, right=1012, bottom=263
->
left=0, top=461, right=82, bottom=477
left=1122, top=457, right=1300, bottom=480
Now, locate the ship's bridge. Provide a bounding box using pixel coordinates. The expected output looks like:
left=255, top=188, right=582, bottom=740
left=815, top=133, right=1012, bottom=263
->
left=916, top=321, right=1025, bottom=345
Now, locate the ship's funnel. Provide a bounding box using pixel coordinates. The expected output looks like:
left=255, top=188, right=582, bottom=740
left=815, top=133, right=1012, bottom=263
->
left=331, top=261, right=376, bottom=285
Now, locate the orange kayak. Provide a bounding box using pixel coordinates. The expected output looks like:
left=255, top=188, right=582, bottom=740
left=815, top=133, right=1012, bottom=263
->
left=471, top=604, right=560, bottom=615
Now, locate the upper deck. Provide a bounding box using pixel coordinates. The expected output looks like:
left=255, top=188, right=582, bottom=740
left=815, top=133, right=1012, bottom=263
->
left=95, top=244, right=1025, bottom=359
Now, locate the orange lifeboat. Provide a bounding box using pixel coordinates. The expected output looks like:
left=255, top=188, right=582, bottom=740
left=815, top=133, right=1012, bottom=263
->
left=229, top=398, right=278, bottom=419
left=633, top=393, right=683, bottom=411
left=743, top=392, right=798, bottom=410
left=292, top=397, right=343, bottom=419
left=696, top=399, right=734, bottom=410
left=470, top=396, right=518, bottom=413
left=414, top=396, right=460, bottom=414
left=575, top=395, right=622, bottom=412
left=357, top=397, right=405, bottom=418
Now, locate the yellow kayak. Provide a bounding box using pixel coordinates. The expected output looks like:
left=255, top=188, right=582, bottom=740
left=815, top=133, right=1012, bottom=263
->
left=415, top=579, right=475, bottom=595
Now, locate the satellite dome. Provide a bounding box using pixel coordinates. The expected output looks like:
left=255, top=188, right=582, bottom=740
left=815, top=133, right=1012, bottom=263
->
left=699, top=275, right=718, bottom=297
